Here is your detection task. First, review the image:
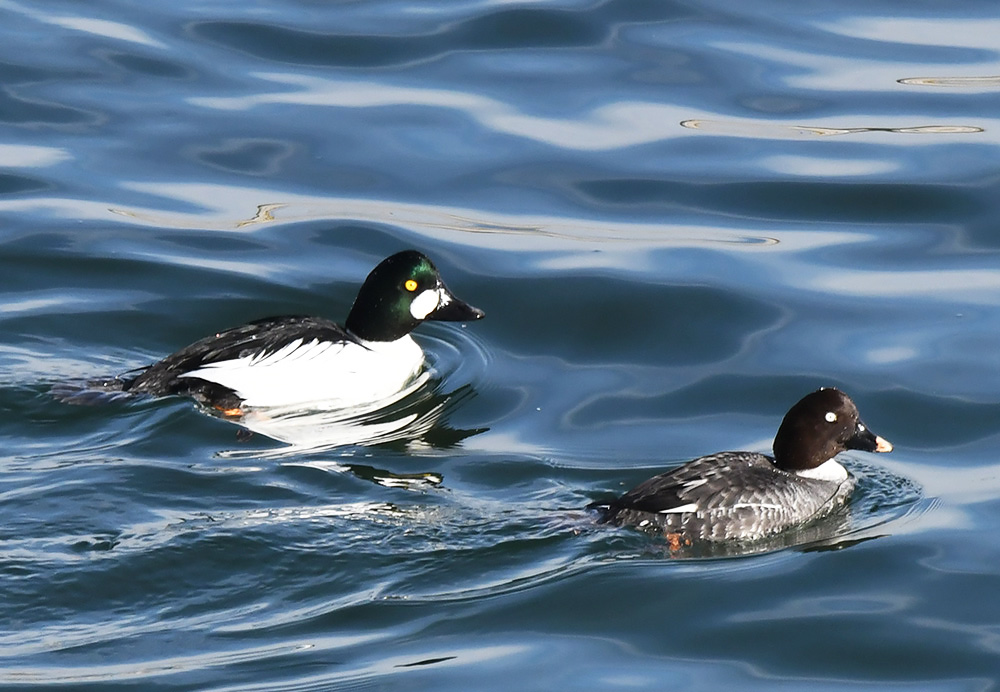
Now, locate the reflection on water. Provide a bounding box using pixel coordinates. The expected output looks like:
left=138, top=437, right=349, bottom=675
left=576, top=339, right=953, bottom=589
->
left=188, top=73, right=699, bottom=151
left=681, top=119, right=984, bottom=138
left=222, top=378, right=485, bottom=458
left=98, top=182, right=780, bottom=248
left=898, top=75, right=1000, bottom=87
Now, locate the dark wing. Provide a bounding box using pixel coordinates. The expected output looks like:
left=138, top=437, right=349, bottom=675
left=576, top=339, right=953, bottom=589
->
left=126, top=315, right=357, bottom=395
left=604, top=452, right=788, bottom=514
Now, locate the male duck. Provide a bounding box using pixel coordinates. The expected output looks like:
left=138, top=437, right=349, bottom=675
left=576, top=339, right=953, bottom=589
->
left=107, top=250, right=484, bottom=413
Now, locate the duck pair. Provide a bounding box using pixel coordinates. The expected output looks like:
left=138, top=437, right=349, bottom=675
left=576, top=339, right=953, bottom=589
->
left=90, top=250, right=893, bottom=545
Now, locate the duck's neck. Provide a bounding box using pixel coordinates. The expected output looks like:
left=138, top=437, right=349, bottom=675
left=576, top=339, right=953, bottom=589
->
left=345, top=303, right=418, bottom=343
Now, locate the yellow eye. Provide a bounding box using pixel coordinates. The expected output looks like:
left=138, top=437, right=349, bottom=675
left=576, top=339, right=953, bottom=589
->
left=404, top=279, right=418, bottom=292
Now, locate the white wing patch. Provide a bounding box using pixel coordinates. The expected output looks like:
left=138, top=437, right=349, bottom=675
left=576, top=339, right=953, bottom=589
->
left=731, top=502, right=783, bottom=510
left=179, top=335, right=424, bottom=408
left=247, top=338, right=335, bottom=366
left=658, top=503, right=699, bottom=514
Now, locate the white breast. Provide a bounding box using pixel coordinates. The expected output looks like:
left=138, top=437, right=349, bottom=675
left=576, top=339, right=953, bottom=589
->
left=179, top=336, right=425, bottom=408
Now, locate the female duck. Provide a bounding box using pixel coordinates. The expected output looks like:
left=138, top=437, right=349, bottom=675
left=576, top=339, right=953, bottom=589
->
left=104, top=250, right=484, bottom=413
left=590, top=388, right=893, bottom=543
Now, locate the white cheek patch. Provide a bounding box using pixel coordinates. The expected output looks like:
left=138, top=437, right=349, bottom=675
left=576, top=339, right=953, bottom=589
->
left=409, top=289, right=441, bottom=320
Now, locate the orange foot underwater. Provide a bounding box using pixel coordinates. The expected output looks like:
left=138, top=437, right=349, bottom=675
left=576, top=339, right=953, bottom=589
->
left=665, top=532, right=692, bottom=552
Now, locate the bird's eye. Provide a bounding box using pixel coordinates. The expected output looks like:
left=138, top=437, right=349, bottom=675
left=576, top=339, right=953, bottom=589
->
left=825, top=411, right=837, bottom=423
left=404, top=279, right=418, bottom=292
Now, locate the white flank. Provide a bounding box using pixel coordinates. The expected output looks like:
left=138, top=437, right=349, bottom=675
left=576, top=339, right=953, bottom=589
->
left=795, top=459, right=848, bottom=482
left=731, top=502, right=783, bottom=510
left=409, top=289, right=442, bottom=320
left=178, top=336, right=424, bottom=408
left=658, top=503, right=699, bottom=514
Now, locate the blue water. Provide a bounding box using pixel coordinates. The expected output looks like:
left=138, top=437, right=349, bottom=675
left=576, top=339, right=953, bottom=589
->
left=2, top=0, right=1000, bottom=689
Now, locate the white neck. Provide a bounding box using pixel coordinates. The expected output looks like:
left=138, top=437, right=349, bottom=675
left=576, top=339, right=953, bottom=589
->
left=795, top=459, right=848, bottom=482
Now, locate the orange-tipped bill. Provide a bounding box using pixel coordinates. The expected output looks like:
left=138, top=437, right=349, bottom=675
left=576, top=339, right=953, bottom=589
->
left=874, top=435, right=893, bottom=453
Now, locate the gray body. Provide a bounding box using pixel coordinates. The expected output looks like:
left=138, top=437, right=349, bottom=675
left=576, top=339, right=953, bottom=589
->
left=597, top=451, right=856, bottom=542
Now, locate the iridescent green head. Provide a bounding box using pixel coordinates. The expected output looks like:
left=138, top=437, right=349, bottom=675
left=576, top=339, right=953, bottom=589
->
left=345, top=250, right=484, bottom=342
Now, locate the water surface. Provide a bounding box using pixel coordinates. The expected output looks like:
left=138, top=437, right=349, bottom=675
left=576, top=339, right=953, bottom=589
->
left=2, top=0, right=1000, bottom=690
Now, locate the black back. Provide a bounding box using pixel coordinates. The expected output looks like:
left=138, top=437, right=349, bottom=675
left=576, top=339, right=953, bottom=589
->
left=125, top=315, right=355, bottom=396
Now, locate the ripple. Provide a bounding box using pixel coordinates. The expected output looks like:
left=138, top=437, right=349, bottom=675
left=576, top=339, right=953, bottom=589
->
left=898, top=75, right=1000, bottom=88
left=189, top=8, right=605, bottom=68
left=0, top=172, right=52, bottom=195
left=0, top=81, right=101, bottom=128
left=681, top=119, right=984, bottom=139
left=45, top=16, right=166, bottom=49
left=0, top=144, right=71, bottom=168
left=93, top=183, right=777, bottom=250
left=190, top=72, right=701, bottom=150
left=0, top=640, right=319, bottom=685
left=191, top=138, right=298, bottom=176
